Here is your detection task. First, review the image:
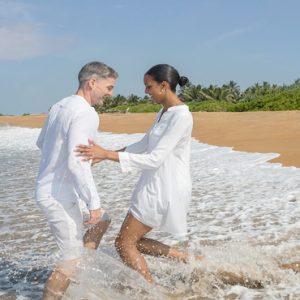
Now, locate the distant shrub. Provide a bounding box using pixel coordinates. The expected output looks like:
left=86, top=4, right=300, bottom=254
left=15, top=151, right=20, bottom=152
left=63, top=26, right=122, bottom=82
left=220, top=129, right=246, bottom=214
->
left=230, top=87, right=300, bottom=112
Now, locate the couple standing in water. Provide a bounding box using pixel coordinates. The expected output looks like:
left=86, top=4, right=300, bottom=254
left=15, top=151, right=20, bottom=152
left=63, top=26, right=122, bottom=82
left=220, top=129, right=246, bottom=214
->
left=35, top=61, right=202, bottom=299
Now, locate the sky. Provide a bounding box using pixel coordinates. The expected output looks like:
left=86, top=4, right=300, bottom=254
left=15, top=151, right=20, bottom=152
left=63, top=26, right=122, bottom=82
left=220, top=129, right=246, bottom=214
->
left=0, top=0, right=300, bottom=115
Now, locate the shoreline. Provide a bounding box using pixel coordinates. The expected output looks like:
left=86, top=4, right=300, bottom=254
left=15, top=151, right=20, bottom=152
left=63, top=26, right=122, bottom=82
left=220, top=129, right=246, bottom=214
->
left=1, top=111, right=299, bottom=168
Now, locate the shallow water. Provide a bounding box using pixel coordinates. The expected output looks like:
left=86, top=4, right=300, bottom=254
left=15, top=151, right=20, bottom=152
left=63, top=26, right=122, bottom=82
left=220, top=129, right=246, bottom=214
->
left=0, top=125, right=300, bottom=299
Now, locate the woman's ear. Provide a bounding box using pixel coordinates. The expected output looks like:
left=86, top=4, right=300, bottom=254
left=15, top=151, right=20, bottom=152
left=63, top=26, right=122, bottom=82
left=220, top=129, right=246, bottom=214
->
left=161, top=81, right=170, bottom=92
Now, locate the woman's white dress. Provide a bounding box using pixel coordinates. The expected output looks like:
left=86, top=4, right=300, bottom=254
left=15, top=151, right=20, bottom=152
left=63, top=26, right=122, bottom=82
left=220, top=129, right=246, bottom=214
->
left=118, top=105, right=193, bottom=236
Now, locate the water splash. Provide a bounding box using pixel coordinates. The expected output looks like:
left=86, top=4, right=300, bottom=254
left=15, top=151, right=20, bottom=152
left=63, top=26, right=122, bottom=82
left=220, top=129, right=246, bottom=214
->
left=0, top=126, right=300, bottom=299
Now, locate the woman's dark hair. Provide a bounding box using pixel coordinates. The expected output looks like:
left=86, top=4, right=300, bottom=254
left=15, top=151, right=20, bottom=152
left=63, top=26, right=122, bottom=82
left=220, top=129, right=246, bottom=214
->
left=145, top=64, right=189, bottom=92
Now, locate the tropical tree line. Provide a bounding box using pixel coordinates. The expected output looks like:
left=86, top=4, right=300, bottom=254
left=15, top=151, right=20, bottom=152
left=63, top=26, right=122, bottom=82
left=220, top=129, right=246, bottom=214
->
left=93, top=78, right=300, bottom=113
left=3, top=79, right=298, bottom=116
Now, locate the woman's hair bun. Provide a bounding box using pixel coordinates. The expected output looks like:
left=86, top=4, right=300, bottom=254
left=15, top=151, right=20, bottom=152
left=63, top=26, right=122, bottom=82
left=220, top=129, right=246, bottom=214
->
left=178, top=76, right=189, bottom=87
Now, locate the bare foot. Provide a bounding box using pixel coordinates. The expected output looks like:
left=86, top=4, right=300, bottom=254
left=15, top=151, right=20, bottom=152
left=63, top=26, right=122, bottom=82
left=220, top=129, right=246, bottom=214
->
left=168, top=248, right=204, bottom=263
left=195, top=255, right=205, bottom=261
left=280, top=261, right=300, bottom=273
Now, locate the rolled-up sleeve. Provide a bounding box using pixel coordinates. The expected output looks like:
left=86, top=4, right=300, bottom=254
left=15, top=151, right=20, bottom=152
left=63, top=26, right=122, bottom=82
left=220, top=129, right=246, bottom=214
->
left=67, top=110, right=100, bottom=210
left=119, top=114, right=192, bottom=172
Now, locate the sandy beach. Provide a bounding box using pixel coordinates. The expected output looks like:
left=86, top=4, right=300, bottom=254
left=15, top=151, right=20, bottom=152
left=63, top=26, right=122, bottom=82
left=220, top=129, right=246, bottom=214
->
left=1, top=111, right=299, bottom=167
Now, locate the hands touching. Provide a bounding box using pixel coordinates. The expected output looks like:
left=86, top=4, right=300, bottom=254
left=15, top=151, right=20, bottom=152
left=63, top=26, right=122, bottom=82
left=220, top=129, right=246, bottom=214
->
left=75, top=139, right=120, bottom=164
left=75, top=139, right=107, bottom=164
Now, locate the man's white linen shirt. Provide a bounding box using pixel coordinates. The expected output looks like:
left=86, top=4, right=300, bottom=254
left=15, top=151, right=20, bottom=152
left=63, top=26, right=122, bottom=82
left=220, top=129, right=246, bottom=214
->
left=35, top=95, right=100, bottom=210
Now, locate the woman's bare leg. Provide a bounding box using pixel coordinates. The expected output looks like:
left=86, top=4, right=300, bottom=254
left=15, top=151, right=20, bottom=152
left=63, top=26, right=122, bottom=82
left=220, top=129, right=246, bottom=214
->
left=115, top=213, right=204, bottom=283
left=137, top=237, right=204, bottom=262
left=136, top=237, right=170, bottom=257
left=280, top=261, right=300, bottom=272
left=115, top=214, right=153, bottom=282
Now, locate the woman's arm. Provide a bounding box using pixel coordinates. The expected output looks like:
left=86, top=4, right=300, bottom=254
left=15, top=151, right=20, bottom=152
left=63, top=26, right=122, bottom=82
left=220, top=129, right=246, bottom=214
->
left=76, top=112, right=160, bottom=163
left=76, top=113, right=192, bottom=172
left=76, top=139, right=120, bottom=162
left=124, top=132, right=149, bottom=154
left=78, top=132, right=149, bottom=165
left=118, top=114, right=192, bottom=172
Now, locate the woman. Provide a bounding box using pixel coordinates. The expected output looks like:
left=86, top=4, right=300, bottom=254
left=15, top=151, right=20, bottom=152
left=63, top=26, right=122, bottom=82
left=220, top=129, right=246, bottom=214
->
left=76, top=64, right=203, bottom=282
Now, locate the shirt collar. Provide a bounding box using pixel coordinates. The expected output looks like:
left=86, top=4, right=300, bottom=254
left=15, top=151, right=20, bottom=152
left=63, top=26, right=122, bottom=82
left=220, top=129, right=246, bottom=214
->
left=74, top=94, right=93, bottom=108
left=166, top=104, right=189, bottom=112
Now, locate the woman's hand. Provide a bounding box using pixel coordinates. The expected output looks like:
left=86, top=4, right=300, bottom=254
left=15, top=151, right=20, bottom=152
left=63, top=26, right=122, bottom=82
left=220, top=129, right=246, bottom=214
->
left=75, top=139, right=108, bottom=163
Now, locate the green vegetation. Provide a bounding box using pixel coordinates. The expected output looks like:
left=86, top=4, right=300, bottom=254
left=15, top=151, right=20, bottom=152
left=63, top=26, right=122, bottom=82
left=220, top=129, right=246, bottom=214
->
left=94, top=79, right=300, bottom=113
left=113, top=103, right=161, bottom=113
left=229, top=86, right=300, bottom=112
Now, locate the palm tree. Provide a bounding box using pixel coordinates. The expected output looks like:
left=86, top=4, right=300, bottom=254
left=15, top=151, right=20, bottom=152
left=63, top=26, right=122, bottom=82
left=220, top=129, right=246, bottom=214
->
left=127, top=94, right=140, bottom=104
left=180, top=84, right=213, bottom=101
left=203, top=85, right=224, bottom=101
left=292, top=78, right=300, bottom=87
left=222, top=81, right=241, bottom=102
left=113, top=94, right=127, bottom=106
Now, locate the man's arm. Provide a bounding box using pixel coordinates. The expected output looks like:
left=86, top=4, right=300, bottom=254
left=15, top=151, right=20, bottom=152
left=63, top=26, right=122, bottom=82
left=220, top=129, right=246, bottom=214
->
left=76, top=113, right=192, bottom=171
left=36, top=116, right=49, bottom=150
left=67, top=110, right=101, bottom=211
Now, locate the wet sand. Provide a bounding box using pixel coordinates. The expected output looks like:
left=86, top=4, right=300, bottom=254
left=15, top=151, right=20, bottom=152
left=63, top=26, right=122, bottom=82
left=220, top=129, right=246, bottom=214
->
left=1, top=111, right=299, bottom=167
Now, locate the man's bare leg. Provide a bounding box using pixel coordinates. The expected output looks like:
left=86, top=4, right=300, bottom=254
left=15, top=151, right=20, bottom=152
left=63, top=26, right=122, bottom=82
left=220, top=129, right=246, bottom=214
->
left=43, top=216, right=111, bottom=299
left=43, top=265, right=75, bottom=300
left=115, top=214, right=153, bottom=283
left=83, top=213, right=111, bottom=249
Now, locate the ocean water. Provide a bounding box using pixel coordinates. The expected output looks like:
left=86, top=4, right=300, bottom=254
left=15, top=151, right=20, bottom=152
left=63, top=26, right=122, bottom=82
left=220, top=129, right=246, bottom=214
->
left=0, top=125, right=300, bottom=299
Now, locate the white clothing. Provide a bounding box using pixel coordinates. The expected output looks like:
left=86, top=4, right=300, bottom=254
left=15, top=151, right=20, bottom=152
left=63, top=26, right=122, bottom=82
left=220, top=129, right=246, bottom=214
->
left=37, top=195, right=87, bottom=261
left=36, top=95, right=100, bottom=210
left=119, top=105, right=192, bottom=236
left=35, top=95, right=100, bottom=260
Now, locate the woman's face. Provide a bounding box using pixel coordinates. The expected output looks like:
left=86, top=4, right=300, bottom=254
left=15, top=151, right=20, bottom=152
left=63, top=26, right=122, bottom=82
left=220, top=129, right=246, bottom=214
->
left=144, top=75, right=165, bottom=104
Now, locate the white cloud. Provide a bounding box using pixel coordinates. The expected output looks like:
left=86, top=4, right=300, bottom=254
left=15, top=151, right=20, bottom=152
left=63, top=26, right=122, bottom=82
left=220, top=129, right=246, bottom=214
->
left=0, top=0, right=31, bottom=20
left=0, top=23, right=73, bottom=60
left=0, top=0, right=73, bottom=60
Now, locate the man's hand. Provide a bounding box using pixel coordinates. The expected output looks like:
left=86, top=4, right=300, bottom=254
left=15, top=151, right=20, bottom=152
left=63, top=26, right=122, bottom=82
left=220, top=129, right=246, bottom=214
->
left=85, top=208, right=102, bottom=225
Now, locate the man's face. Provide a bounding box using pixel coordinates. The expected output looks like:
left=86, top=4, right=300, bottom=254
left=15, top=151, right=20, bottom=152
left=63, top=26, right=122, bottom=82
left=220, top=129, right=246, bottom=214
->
left=91, top=77, right=116, bottom=106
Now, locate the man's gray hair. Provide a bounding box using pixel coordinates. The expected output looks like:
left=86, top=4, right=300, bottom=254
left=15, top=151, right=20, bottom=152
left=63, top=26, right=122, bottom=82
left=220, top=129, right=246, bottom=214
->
left=78, top=61, right=118, bottom=86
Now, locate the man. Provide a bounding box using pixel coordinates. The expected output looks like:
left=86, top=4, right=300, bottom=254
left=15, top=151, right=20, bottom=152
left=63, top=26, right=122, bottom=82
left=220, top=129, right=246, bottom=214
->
left=35, top=61, right=118, bottom=299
